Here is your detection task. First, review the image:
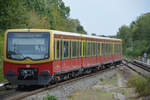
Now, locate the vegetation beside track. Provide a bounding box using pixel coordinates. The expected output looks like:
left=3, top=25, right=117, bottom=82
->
left=0, top=35, right=6, bottom=82
left=0, top=0, right=86, bottom=36
left=117, top=13, right=150, bottom=57
left=44, top=93, right=58, bottom=100
left=127, top=75, right=150, bottom=96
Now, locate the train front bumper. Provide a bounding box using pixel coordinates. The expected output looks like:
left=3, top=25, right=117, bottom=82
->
left=6, top=70, right=53, bottom=86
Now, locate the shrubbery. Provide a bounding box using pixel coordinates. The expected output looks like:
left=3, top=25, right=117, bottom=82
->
left=44, top=93, right=58, bottom=100
left=127, top=75, right=150, bottom=96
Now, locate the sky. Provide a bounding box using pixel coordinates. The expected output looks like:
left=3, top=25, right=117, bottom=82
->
left=63, top=0, right=150, bottom=36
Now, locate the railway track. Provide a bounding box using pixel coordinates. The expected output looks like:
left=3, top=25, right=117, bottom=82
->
left=122, top=59, right=150, bottom=78
left=1, top=65, right=119, bottom=100
left=0, top=82, right=10, bottom=87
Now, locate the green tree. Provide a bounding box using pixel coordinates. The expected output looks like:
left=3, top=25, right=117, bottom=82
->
left=117, top=13, right=150, bottom=57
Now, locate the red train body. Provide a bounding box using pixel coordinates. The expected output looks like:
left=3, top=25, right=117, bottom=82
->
left=3, top=29, right=122, bottom=86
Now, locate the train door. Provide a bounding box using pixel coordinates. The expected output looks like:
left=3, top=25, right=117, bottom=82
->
left=61, top=39, right=71, bottom=71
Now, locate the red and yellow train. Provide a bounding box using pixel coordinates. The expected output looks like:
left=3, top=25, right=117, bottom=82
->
left=3, top=29, right=122, bottom=86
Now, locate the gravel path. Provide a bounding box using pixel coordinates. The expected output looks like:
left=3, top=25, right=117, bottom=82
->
left=23, top=67, right=118, bottom=100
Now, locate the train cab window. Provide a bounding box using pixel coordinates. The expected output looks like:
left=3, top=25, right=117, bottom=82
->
left=63, top=41, right=69, bottom=58
left=55, top=40, right=60, bottom=59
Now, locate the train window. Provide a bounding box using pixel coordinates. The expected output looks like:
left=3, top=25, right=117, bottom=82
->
left=54, top=40, right=55, bottom=59
left=117, top=44, right=119, bottom=54
left=109, top=43, right=111, bottom=55
left=101, top=43, right=104, bottom=56
left=57, top=40, right=60, bottom=59
left=83, top=41, right=86, bottom=57
left=79, top=41, right=82, bottom=57
left=115, top=44, right=117, bottom=54
left=87, top=42, right=91, bottom=57
left=77, top=41, right=79, bottom=57
left=97, top=42, right=100, bottom=56
left=103, top=43, right=106, bottom=56
left=107, top=43, right=109, bottom=55
left=94, top=42, right=96, bottom=56
left=115, top=44, right=119, bottom=55
left=63, top=40, right=69, bottom=59
left=112, top=43, right=114, bottom=55
left=92, top=42, right=94, bottom=56
left=121, top=44, right=122, bottom=54
left=55, top=39, right=60, bottom=60
left=72, top=41, right=77, bottom=58
left=100, top=43, right=102, bottom=56
left=119, top=44, right=121, bottom=54
left=105, top=43, right=107, bottom=56
left=110, top=43, right=113, bottom=55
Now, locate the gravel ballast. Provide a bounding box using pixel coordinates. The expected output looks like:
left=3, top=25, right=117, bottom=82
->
left=23, top=67, right=118, bottom=100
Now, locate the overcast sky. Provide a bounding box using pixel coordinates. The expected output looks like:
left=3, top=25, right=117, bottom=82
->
left=63, top=0, right=150, bottom=36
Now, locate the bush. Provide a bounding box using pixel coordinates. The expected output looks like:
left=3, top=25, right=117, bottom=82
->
left=127, top=75, right=150, bottom=96
left=100, top=78, right=104, bottom=82
left=44, top=93, right=58, bottom=100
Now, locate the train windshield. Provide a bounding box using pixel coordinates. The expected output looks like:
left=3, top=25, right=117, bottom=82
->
left=7, top=32, right=50, bottom=60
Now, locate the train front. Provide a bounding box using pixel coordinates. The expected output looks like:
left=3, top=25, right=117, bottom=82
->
left=3, top=29, right=54, bottom=86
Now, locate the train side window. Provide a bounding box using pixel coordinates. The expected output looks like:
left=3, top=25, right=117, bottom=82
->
left=111, top=43, right=112, bottom=55
left=77, top=41, right=79, bottom=57
left=105, top=43, right=107, bottom=56
left=91, top=42, right=94, bottom=56
left=83, top=41, right=86, bottom=57
left=100, top=42, right=102, bottom=56
left=57, top=40, right=60, bottom=59
left=96, top=42, right=100, bottom=56
left=114, top=44, right=116, bottom=54
left=79, top=41, right=82, bottom=57
left=63, top=40, right=69, bottom=59
left=101, top=43, right=103, bottom=56
left=54, top=40, right=55, bottom=59
left=88, top=42, right=91, bottom=57
left=121, top=44, right=122, bottom=54
left=72, top=41, right=77, bottom=58
left=103, top=43, right=105, bottom=56
left=109, top=43, right=111, bottom=55
left=94, top=42, right=96, bottom=56
left=55, top=40, right=60, bottom=59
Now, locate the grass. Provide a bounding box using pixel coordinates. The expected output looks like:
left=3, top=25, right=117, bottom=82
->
left=0, top=35, right=7, bottom=82
left=112, top=88, right=127, bottom=95
left=68, top=89, right=114, bottom=100
left=100, top=74, right=118, bottom=86
left=44, top=93, right=58, bottom=100
left=99, top=78, right=104, bottom=82
left=67, top=95, right=73, bottom=99
left=127, top=75, right=150, bottom=96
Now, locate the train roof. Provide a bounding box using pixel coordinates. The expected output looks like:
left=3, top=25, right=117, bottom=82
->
left=51, top=30, right=122, bottom=41
left=5, top=29, right=122, bottom=41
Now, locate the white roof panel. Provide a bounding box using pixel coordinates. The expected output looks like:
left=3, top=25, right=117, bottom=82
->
left=51, top=30, right=122, bottom=41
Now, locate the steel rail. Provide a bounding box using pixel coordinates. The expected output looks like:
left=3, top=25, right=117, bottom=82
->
left=0, top=82, right=10, bottom=87
left=122, top=60, right=146, bottom=77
